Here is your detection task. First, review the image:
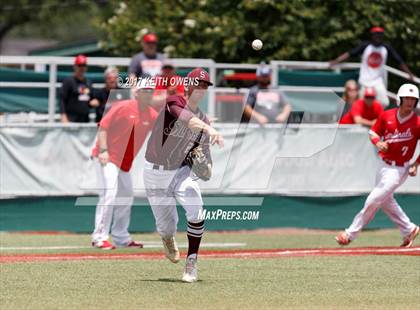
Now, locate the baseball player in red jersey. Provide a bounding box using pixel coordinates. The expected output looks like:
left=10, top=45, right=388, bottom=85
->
left=91, top=80, right=158, bottom=249
left=336, top=83, right=420, bottom=247
left=143, top=68, right=223, bottom=282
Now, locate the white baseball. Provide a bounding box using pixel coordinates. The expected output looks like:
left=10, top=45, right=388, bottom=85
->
left=252, top=39, right=263, bottom=50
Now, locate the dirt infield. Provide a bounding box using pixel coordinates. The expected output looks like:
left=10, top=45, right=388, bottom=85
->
left=1, top=246, right=419, bottom=263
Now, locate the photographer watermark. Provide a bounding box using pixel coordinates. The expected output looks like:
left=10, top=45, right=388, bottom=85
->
left=198, top=209, right=260, bottom=221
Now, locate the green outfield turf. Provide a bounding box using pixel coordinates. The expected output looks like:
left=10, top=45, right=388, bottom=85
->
left=1, top=230, right=419, bottom=310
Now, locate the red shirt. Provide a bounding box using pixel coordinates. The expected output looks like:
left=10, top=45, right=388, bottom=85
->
left=92, top=100, right=158, bottom=171
left=340, top=98, right=383, bottom=124
left=370, top=108, right=420, bottom=164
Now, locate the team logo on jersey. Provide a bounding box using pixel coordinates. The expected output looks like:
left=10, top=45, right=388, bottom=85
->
left=385, top=128, right=413, bottom=143
left=165, top=119, right=204, bottom=141
left=367, top=52, right=383, bottom=68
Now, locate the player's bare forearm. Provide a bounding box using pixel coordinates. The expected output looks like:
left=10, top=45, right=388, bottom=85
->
left=409, top=161, right=419, bottom=177
left=399, top=63, right=414, bottom=80
left=60, top=113, right=69, bottom=123
left=188, top=116, right=209, bottom=133
left=354, top=116, right=375, bottom=127
left=369, top=132, right=388, bottom=152
left=275, top=104, right=292, bottom=123
left=98, top=128, right=108, bottom=151
left=243, top=105, right=254, bottom=120
left=330, top=52, right=349, bottom=66
left=188, top=117, right=224, bottom=147
left=244, top=106, right=268, bottom=124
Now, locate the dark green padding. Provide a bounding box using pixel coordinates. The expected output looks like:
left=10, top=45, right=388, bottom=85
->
left=0, top=195, right=418, bottom=232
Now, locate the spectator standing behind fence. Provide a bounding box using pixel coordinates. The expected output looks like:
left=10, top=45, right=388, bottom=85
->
left=340, top=87, right=383, bottom=127
left=128, top=33, right=165, bottom=80
left=60, top=55, right=99, bottom=123
left=243, top=65, right=291, bottom=124
left=91, top=67, right=120, bottom=123
left=339, top=80, right=359, bottom=121
left=330, top=27, right=414, bottom=107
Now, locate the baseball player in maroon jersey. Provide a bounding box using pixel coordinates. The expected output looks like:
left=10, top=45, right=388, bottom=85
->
left=143, top=68, right=223, bottom=282
left=91, top=80, right=158, bottom=249
left=336, top=84, right=420, bottom=247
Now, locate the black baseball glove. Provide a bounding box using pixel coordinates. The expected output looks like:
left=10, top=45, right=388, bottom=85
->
left=185, top=146, right=211, bottom=181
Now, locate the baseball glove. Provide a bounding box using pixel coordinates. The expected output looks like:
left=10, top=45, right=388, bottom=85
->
left=185, top=146, right=211, bottom=181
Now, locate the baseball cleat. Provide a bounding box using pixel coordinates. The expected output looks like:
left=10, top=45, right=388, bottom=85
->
left=162, top=237, right=180, bottom=263
left=182, top=256, right=198, bottom=283
left=126, top=240, right=144, bottom=248
left=92, top=240, right=116, bottom=250
left=335, top=231, right=351, bottom=246
left=401, top=225, right=419, bottom=248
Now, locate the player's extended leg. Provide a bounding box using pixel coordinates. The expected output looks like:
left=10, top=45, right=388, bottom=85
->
left=381, top=195, right=419, bottom=247
left=110, top=170, right=136, bottom=247
left=143, top=166, right=180, bottom=262
left=340, top=164, right=405, bottom=244
left=175, top=166, right=205, bottom=283
left=91, top=161, right=119, bottom=249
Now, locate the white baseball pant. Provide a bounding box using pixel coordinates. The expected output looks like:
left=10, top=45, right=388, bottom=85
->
left=346, top=161, right=416, bottom=240
left=91, top=160, right=134, bottom=246
left=143, top=161, right=203, bottom=238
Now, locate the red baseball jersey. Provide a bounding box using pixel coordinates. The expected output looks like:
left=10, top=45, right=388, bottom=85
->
left=370, top=108, right=420, bottom=164
left=340, top=98, right=383, bottom=124
left=92, top=99, right=158, bottom=171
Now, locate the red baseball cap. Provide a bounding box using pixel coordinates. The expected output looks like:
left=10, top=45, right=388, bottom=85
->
left=364, top=87, right=376, bottom=98
left=143, top=33, right=158, bottom=43
left=370, top=26, right=384, bottom=33
left=74, top=54, right=87, bottom=66
left=187, top=68, right=213, bottom=86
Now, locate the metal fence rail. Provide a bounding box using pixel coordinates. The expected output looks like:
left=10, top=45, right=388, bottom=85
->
left=1, top=56, right=418, bottom=122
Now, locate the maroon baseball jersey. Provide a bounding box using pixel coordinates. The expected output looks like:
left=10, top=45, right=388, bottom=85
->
left=370, top=108, right=420, bottom=165
left=145, top=94, right=211, bottom=169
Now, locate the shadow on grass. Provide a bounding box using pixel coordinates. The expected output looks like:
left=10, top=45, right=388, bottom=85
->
left=140, top=278, right=203, bottom=283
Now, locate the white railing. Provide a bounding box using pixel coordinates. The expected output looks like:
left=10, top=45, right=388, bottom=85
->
left=1, top=56, right=418, bottom=122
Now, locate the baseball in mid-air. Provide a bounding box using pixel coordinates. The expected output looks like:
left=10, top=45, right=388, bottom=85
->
left=252, top=39, right=263, bottom=50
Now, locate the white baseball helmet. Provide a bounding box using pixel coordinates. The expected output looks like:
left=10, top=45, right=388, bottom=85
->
left=397, top=83, right=419, bottom=106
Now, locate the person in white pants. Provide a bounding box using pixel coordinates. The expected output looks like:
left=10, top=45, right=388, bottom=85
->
left=91, top=81, right=158, bottom=249
left=143, top=68, right=224, bottom=282
left=336, top=83, right=420, bottom=247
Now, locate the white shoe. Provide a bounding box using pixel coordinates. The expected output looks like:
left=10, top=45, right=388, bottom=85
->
left=162, top=237, right=180, bottom=263
left=182, top=255, right=198, bottom=283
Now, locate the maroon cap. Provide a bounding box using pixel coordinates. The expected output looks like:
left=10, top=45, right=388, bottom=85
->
left=187, top=68, right=213, bottom=86
left=74, top=54, right=87, bottom=66
left=143, top=33, right=158, bottom=43
left=364, top=87, right=376, bottom=98
left=371, top=26, right=384, bottom=33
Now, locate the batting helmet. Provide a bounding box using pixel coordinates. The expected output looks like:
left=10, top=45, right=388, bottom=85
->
left=396, top=83, right=419, bottom=106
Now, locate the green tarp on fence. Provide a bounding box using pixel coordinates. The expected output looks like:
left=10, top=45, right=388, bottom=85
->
left=1, top=67, right=358, bottom=113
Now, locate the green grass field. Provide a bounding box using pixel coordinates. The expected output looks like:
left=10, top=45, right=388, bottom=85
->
left=1, top=230, right=419, bottom=310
